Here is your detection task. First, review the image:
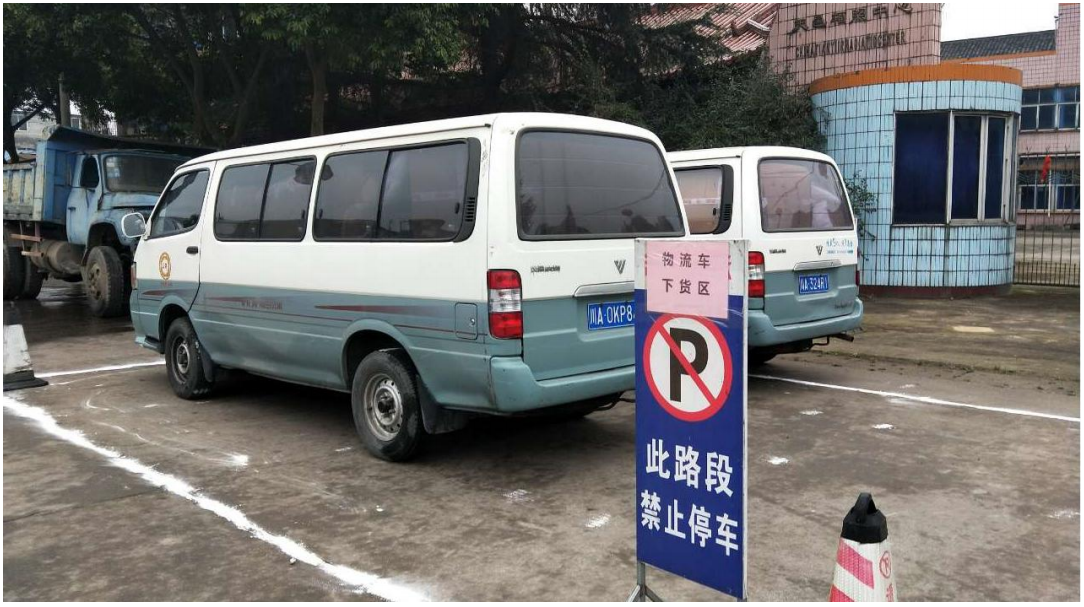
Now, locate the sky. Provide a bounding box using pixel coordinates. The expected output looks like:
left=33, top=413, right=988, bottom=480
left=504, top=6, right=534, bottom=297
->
left=941, top=1, right=1064, bottom=41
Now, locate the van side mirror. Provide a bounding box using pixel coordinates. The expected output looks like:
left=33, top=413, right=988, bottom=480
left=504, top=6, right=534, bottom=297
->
left=121, top=212, right=147, bottom=239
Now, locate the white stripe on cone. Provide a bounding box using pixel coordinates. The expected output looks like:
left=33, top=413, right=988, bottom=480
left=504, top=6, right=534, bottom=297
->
left=830, top=537, right=896, bottom=601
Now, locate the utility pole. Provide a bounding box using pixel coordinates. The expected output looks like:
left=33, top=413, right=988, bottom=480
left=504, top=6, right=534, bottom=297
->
left=58, top=73, right=71, bottom=128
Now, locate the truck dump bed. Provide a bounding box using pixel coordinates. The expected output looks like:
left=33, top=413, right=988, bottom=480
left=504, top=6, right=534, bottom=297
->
left=3, top=126, right=214, bottom=225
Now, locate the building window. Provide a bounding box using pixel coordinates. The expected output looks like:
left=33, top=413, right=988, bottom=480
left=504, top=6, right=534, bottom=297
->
left=894, top=112, right=1014, bottom=224
left=1021, top=86, right=1080, bottom=131
left=1018, top=157, right=1079, bottom=212
left=1017, top=159, right=1080, bottom=212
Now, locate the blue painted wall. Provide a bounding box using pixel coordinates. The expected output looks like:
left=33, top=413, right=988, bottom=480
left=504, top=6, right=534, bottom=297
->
left=812, top=79, right=1022, bottom=289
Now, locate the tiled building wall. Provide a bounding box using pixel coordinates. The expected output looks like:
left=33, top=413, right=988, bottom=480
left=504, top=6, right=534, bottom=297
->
left=769, top=3, right=941, bottom=89
left=959, top=53, right=1057, bottom=88
left=1056, top=3, right=1080, bottom=84
left=812, top=80, right=1022, bottom=288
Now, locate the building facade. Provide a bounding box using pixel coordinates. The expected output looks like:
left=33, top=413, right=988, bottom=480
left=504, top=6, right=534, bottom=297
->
left=943, top=3, right=1080, bottom=228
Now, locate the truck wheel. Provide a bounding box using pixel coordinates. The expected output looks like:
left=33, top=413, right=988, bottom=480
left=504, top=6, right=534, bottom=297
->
left=351, top=349, right=423, bottom=462
left=84, top=246, right=126, bottom=317
left=17, top=263, right=44, bottom=300
left=4, top=245, right=26, bottom=300
left=164, top=316, right=214, bottom=399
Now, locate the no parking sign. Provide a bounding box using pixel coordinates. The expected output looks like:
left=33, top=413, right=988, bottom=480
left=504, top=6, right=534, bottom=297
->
left=632, top=238, right=747, bottom=600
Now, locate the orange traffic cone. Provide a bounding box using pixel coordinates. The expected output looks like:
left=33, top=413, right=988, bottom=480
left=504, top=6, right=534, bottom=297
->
left=829, top=493, right=896, bottom=601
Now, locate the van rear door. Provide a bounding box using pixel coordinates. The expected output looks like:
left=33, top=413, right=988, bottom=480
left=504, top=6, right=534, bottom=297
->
left=490, top=130, right=685, bottom=381
left=754, top=157, right=858, bottom=326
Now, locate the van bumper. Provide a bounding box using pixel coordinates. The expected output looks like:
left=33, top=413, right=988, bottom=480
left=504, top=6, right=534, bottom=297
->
left=489, top=357, right=634, bottom=413
left=748, top=299, right=864, bottom=348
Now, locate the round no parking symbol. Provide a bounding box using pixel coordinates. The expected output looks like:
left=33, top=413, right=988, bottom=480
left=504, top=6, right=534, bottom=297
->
left=643, top=314, right=733, bottom=422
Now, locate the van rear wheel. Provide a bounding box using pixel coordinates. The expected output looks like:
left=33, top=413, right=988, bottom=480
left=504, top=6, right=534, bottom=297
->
left=351, top=350, right=423, bottom=462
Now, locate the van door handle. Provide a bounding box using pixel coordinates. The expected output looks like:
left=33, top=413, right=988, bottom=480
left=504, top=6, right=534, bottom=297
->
left=186, top=246, right=199, bottom=255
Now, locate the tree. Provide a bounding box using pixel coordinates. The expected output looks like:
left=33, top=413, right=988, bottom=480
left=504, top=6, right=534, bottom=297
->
left=126, top=4, right=275, bottom=147
left=248, top=4, right=463, bottom=136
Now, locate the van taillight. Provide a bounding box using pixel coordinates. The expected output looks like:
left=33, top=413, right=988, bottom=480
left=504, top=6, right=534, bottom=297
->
left=748, top=251, right=765, bottom=298
left=488, top=270, right=522, bottom=339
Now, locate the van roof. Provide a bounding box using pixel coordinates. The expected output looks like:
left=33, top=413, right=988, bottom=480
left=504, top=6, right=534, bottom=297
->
left=667, top=146, right=835, bottom=164
left=181, top=113, right=663, bottom=168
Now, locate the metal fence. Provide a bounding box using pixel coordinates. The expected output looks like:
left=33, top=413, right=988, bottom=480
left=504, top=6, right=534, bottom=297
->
left=1014, top=210, right=1080, bottom=286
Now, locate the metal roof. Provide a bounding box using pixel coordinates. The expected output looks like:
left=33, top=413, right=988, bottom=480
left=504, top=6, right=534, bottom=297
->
left=941, top=30, right=1056, bottom=60
left=640, top=3, right=777, bottom=57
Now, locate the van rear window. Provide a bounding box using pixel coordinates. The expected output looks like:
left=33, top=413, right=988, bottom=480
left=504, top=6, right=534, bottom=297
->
left=516, top=131, right=683, bottom=240
left=758, top=159, right=853, bottom=232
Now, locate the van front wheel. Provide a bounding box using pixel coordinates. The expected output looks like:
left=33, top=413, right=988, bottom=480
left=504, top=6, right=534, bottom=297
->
left=164, top=317, right=214, bottom=399
left=351, top=350, right=423, bottom=462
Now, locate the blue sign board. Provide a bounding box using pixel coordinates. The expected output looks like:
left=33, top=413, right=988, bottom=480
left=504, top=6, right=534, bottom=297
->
left=634, top=239, right=747, bottom=599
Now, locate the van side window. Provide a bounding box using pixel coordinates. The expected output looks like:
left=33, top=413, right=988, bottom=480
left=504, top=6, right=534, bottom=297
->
left=149, top=170, right=210, bottom=238
left=215, top=159, right=316, bottom=241
left=262, top=160, right=315, bottom=240
left=312, top=143, right=468, bottom=242
left=675, top=166, right=734, bottom=234
left=216, top=164, right=267, bottom=240
left=379, top=144, right=467, bottom=240
left=313, top=151, right=388, bottom=240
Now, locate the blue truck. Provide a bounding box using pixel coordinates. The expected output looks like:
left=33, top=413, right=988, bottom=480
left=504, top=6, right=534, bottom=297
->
left=3, top=126, right=210, bottom=316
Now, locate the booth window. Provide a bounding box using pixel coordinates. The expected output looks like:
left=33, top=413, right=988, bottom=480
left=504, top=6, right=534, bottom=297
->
left=894, top=112, right=1014, bottom=224
left=1021, top=86, right=1080, bottom=131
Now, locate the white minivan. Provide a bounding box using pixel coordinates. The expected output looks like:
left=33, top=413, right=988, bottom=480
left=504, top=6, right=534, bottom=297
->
left=125, top=113, right=687, bottom=460
left=669, top=147, right=862, bottom=365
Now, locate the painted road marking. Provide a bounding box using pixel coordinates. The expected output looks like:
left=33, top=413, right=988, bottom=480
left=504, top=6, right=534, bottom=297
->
left=751, top=374, right=1079, bottom=424
left=37, top=360, right=165, bottom=378
left=2, top=395, right=429, bottom=602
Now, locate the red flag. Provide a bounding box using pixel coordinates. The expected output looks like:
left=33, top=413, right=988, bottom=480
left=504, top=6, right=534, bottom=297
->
left=1040, top=155, right=1052, bottom=183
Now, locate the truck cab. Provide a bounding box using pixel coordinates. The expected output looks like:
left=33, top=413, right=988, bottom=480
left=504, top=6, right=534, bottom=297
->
left=4, top=127, right=210, bottom=316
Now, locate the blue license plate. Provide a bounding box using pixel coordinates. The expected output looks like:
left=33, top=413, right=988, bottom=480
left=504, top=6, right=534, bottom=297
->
left=587, top=301, right=634, bottom=331
left=798, top=273, right=830, bottom=295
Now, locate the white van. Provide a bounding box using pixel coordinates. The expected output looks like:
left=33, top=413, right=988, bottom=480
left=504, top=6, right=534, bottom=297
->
left=668, top=147, right=862, bottom=365
left=125, top=113, right=687, bottom=460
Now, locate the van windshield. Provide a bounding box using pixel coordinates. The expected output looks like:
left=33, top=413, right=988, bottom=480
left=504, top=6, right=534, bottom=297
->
left=516, top=131, right=684, bottom=239
left=758, top=159, right=853, bottom=232
left=104, top=154, right=185, bottom=194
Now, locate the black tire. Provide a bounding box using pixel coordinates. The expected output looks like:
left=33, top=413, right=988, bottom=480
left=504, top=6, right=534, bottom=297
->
left=4, top=244, right=26, bottom=300
left=351, top=349, right=423, bottom=462
left=749, top=350, right=776, bottom=368
left=83, top=246, right=127, bottom=317
left=164, top=316, right=215, bottom=399
left=18, top=263, right=44, bottom=300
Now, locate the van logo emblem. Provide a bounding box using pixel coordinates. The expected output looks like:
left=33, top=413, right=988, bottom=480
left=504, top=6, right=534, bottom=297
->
left=158, top=252, right=172, bottom=281
left=614, top=259, right=626, bottom=274
left=816, top=245, right=823, bottom=255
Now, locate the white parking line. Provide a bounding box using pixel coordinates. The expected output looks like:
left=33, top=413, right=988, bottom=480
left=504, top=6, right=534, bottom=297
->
left=2, top=395, right=429, bottom=602
left=37, top=360, right=166, bottom=379
left=750, top=374, right=1080, bottom=424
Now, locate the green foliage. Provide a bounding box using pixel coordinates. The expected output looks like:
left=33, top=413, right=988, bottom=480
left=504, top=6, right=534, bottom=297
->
left=4, top=3, right=826, bottom=156
left=844, top=173, right=878, bottom=254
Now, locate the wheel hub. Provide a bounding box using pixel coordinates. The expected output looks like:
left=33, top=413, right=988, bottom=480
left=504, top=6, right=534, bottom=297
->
left=364, top=374, right=403, bottom=441
left=174, top=339, right=190, bottom=378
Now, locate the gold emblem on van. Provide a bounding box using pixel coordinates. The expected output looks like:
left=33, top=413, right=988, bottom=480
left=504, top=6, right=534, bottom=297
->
left=158, top=252, right=172, bottom=281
